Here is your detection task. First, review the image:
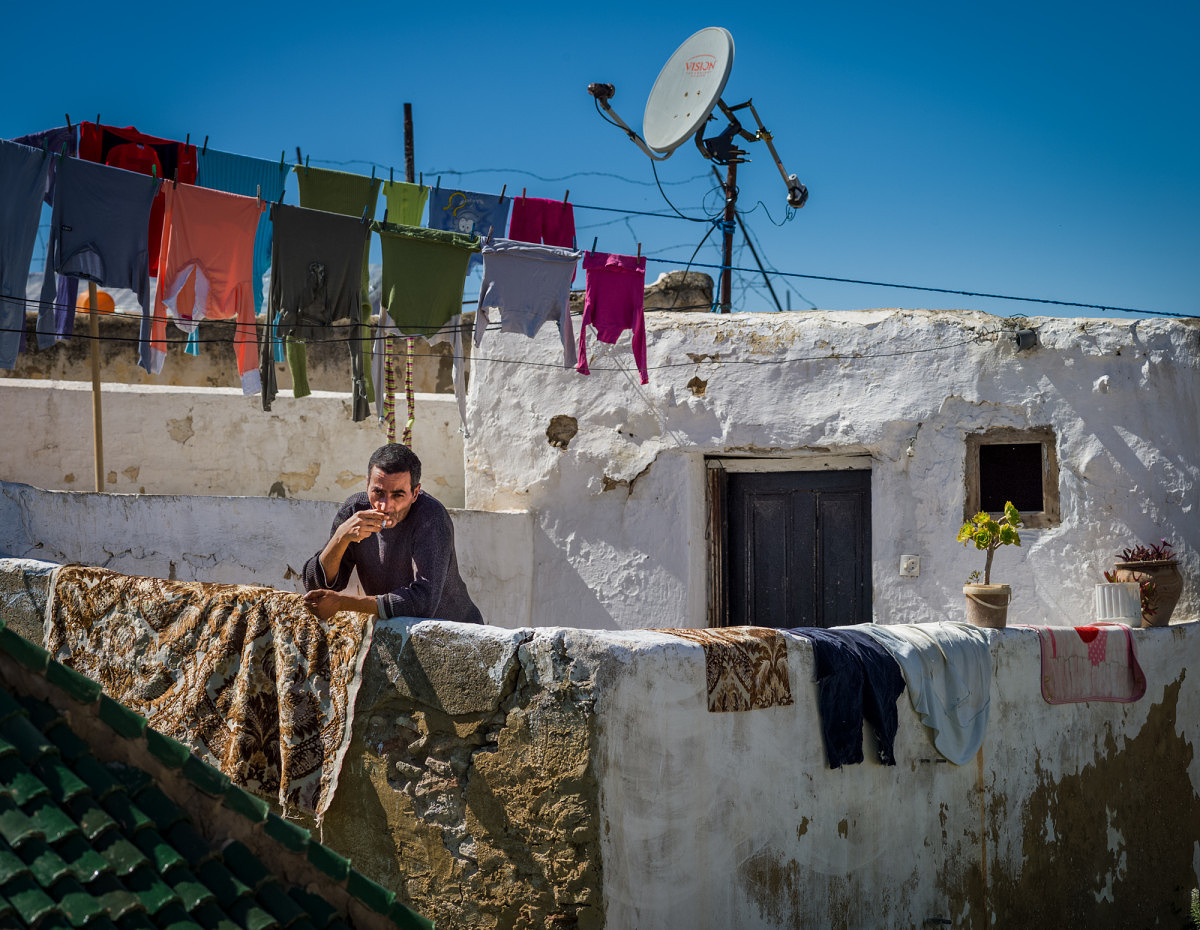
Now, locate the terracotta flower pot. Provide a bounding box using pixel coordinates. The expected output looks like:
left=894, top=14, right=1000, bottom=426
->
left=1112, top=559, right=1183, bottom=627
left=964, top=583, right=1011, bottom=629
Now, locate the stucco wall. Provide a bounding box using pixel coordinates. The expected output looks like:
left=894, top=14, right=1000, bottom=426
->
left=2, top=557, right=1194, bottom=928
left=463, top=309, right=1200, bottom=629
left=0, top=379, right=466, bottom=506
left=0, top=481, right=532, bottom=629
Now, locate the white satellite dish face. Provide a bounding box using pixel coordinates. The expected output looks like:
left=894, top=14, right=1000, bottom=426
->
left=642, top=27, right=735, bottom=155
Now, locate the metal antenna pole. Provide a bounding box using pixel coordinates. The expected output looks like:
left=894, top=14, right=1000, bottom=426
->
left=403, top=104, right=415, bottom=184
left=720, top=160, right=737, bottom=313
left=713, top=166, right=784, bottom=313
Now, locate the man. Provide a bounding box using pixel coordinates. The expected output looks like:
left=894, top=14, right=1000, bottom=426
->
left=302, top=443, right=484, bottom=624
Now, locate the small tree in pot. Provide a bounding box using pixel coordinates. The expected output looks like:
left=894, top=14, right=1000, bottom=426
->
left=957, top=501, right=1022, bottom=628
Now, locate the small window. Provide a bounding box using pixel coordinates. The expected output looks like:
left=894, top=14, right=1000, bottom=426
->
left=965, top=427, right=1060, bottom=529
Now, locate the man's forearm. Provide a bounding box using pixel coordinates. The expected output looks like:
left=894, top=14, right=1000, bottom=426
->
left=318, top=534, right=351, bottom=586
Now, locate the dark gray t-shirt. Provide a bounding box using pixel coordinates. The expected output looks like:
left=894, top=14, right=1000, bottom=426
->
left=303, top=490, right=483, bottom=624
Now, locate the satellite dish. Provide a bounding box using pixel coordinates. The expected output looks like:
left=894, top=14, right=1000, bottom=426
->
left=642, top=27, right=734, bottom=156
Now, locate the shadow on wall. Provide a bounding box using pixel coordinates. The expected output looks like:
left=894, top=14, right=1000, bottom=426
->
left=532, top=522, right=615, bottom=630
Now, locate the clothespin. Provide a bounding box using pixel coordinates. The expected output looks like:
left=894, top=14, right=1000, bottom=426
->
left=173, top=168, right=178, bottom=189
left=185, top=133, right=189, bottom=146
left=64, top=113, right=72, bottom=132
left=256, top=184, right=262, bottom=209
left=499, top=184, right=506, bottom=202
left=371, top=165, right=375, bottom=181
left=436, top=176, right=441, bottom=191
left=59, top=143, right=67, bottom=161
left=591, top=237, right=598, bottom=254
left=419, top=171, right=423, bottom=186
left=563, top=190, right=570, bottom=202
left=202, top=135, right=208, bottom=155
left=486, top=225, right=494, bottom=244
left=636, top=242, right=641, bottom=258
left=151, top=164, right=158, bottom=181
left=280, top=150, right=285, bottom=170
left=521, top=187, right=526, bottom=199
left=305, top=155, right=310, bottom=175
left=383, top=209, right=388, bottom=224
left=390, top=166, right=394, bottom=184
left=96, top=113, right=100, bottom=124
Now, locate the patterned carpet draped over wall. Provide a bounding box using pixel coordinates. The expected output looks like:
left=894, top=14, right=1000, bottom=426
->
left=45, top=565, right=373, bottom=817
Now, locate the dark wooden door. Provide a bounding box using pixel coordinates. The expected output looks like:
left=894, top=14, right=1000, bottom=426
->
left=721, top=469, right=872, bottom=628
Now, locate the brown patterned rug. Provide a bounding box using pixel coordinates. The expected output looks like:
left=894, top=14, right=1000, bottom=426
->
left=663, top=627, right=793, bottom=712
left=45, top=565, right=373, bottom=818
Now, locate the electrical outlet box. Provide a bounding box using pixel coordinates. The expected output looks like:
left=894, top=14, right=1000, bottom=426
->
left=900, top=555, right=920, bottom=577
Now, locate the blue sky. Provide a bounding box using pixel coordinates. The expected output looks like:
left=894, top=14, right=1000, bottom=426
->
left=6, top=1, right=1196, bottom=319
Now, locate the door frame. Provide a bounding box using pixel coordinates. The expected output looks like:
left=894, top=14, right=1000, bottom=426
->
left=705, top=454, right=874, bottom=628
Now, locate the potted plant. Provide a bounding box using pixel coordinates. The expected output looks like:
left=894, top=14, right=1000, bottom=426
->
left=957, top=501, right=1022, bottom=628
left=1111, top=538, right=1183, bottom=627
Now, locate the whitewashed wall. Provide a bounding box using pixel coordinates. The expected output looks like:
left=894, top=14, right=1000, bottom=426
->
left=0, top=481, right=532, bottom=628
left=463, top=309, right=1200, bottom=629
left=0, top=379, right=466, bottom=506
left=590, top=621, right=1200, bottom=928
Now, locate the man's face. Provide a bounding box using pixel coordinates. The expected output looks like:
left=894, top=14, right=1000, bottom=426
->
left=367, top=467, right=420, bottom=526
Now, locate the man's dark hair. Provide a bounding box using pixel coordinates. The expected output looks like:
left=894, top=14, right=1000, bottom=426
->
left=368, top=443, right=422, bottom=487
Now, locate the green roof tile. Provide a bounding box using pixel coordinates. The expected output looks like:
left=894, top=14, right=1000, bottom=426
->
left=45, top=661, right=103, bottom=705
left=72, top=756, right=122, bottom=800
left=114, top=909, right=158, bottom=929
left=97, top=697, right=146, bottom=741
left=181, top=755, right=230, bottom=797
left=166, top=867, right=216, bottom=911
left=0, top=628, right=49, bottom=673
left=67, top=796, right=119, bottom=842
left=0, top=754, right=50, bottom=805
left=305, top=842, right=350, bottom=882
left=44, top=722, right=91, bottom=763
left=218, top=843, right=270, bottom=892
left=129, top=786, right=186, bottom=831
left=49, top=876, right=105, bottom=926
left=262, top=814, right=308, bottom=854
left=89, top=873, right=145, bottom=921
left=191, top=899, right=242, bottom=930
left=33, top=756, right=91, bottom=804
left=130, top=828, right=186, bottom=875
left=4, top=872, right=58, bottom=924
left=26, top=796, right=80, bottom=843
left=228, top=895, right=281, bottom=930
left=52, top=833, right=112, bottom=884
left=255, top=879, right=307, bottom=927
left=221, top=785, right=269, bottom=824
left=94, top=833, right=151, bottom=877
left=345, top=869, right=394, bottom=916
left=2, top=711, right=60, bottom=763
left=164, top=822, right=214, bottom=869
left=193, top=859, right=251, bottom=910
left=0, top=609, right=431, bottom=930
left=23, top=838, right=73, bottom=886
left=123, top=864, right=182, bottom=915
left=285, top=889, right=338, bottom=928
left=102, top=792, right=155, bottom=836
left=0, top=802, right=41, bottom=847
left=145, top=731, right=192, bottom=770
left=0, top=848, right=30, bottom=884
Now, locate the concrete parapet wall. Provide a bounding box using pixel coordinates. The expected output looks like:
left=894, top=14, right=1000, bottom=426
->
left=0, top=380, right=465, bottom=506
left=2, top=548, right=1194, bottom=928
left=0, top=481, right=531, bottom=629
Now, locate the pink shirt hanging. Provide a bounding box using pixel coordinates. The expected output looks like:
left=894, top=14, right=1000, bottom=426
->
left=576, top=251, right=648, bottom=384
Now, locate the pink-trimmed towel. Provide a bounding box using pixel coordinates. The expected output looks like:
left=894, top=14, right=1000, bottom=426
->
left=1021, top=624, right=1146, bottom=704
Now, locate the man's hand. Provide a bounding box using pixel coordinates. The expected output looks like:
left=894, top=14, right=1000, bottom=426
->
left=304, top=589, right=345, bottom=621
left=336, top=508, right=388, bottom=544
left=304, top=588, right=379, bottom=621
